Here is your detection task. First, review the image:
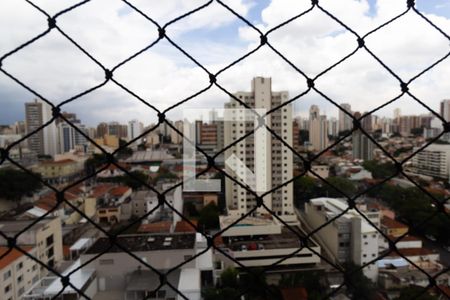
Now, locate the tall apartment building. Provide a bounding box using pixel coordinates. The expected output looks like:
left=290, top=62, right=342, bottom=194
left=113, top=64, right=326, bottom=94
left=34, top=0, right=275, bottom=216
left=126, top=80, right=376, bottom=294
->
left=309, top=105, right=328, bottom=151
left=292, top=119, right=301, bottom=151
left=440, top=99, right=450, bottom=121
left=304, top=198, right=379, bottom=281
left=352, top=131, right=374, bottom=161
left=398, top=115, right=422, bottom=136
left=339, top=103, right=352, bottom=133
left=108, top=122, right=128, bottom=139
left=170, top=120, right=184, bottom=144
left=56, top=112, right=88, bottom=153
left=25, top=99, right=58, bottom=156
left=25, top=100, right=44, bottom=155
left=224, top=77, right=295, bottom=221
left=352, top=112, right=374, bottom=161
left=328, top=117, right=338, bottom=137
left=0, top=247, right=40, bottom=300
left=410, top=143, right=450, bottom=181
left=361, top=112, right=373, bottom=133
left=127, top=119, right=144, bottom=144
left=0, top=218, right=63, bottom=277
left=96, top=122, right=108, bottom=138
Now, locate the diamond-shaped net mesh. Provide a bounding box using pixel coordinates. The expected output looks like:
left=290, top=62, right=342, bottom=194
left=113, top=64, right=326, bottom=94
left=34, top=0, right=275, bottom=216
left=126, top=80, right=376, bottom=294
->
left=0, top=0, right=449, bottom=299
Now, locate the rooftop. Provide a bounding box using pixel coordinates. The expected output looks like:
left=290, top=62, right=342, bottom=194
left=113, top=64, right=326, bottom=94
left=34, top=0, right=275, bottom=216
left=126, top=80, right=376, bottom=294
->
left=137, top=221, right=172, bottom=233
left=385, top=247, right=438, bottom=258
left=381, top=216, right=408, bottom=230
left=225, top=226, right=317, bottom=251
left=125, top=150, right=174, bottom=163
left=310, top=198, right=377, bottom=233
left=0, top=246, right=33, bottom=269
left=41, top=159, right=77, bottom=165
left=85, top=233, right=196, bottom=254
left=0, top=218, right=56, bottom=233
left=109, top=186, right=131, bottom=197
left=175, top=220, right=198, bottom=233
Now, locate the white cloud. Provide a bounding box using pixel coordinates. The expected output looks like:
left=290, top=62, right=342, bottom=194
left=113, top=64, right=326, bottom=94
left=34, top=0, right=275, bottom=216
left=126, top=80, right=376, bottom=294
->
left=0, top=0, right=449, bottom=126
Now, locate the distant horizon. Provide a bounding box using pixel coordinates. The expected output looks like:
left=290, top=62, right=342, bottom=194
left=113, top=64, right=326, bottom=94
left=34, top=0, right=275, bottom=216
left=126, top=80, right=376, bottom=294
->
left=1, top=1, right=450, bottom=126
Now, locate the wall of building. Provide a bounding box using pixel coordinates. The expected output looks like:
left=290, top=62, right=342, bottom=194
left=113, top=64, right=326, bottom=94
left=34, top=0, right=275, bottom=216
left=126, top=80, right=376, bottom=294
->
left=0, top=248, right=40, bottom=300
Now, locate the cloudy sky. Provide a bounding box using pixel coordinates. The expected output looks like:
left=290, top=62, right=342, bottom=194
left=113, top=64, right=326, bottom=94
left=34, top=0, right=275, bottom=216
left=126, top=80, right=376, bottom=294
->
left=0, top=0, right=449, bottom=126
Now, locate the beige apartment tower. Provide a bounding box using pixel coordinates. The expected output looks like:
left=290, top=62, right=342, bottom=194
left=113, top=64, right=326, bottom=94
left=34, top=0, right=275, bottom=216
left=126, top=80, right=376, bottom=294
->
left=224, top=77, right=295, bottom=222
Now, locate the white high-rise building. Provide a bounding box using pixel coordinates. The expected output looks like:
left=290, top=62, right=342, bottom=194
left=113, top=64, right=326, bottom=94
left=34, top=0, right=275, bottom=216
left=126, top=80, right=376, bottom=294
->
left=328, top=117, right=338, bottom=137
left=440, top=99, right=450, bottom=121
left=127, top=119, right=144, bottom=145
left=304, top=198, right=379, bottom=281
left=41, top=100, right=58, bottom=157
left=339, top=103, right=352, bottom=133
left=25, top=99, right=58, bottom=156
left=25, top=100, right=44, bottom=155
left=410, top=143, right=450, bottom=181
left=54, top=112, right=88, bottom=154
left=309, top=105, right=328, bottom=151
left=224, top=77, right=295, bottom=222
left=57, top=122, right=88, bottom=154
left=170, top=120, right=184, bottom=144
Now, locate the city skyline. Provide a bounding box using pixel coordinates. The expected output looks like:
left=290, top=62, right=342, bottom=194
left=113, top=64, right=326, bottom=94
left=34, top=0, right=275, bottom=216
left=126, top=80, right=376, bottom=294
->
left=1, top=0, right=450, bottom=125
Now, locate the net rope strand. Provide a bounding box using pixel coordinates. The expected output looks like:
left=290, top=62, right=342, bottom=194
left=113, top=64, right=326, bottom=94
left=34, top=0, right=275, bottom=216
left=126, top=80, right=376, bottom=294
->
left=0, top=0, right=449, bottom=299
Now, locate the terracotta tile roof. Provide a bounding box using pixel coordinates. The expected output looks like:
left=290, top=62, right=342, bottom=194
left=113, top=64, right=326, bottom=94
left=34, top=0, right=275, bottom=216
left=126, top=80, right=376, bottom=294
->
left=101, top=163, right=129, bottom=171
left=213, top=235, right=224, bottom=247
left=36, top=189, right=81, bottom=211
left=41, top=159, right=76, bottom=165
left=0, top=246, right=33, bottom=270
left=137, top=221, right=172, bottom=233
left=381, top=216, right=408, bottom=230
left=386, top=247, right=437, bottom=257
left=280, top=287, right=308, bottom=300
left=437, top=285, right=450, bottom=298
left=174, top=220, right=198, bottom=233
left=110, top=186, right=131, bottom=197
left=387, top=235, right=421, bottom=242
left=91, top=184, right=114, bottom=198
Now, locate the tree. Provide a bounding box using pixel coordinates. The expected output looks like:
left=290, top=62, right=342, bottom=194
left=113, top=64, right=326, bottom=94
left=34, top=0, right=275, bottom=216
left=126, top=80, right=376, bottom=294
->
left=198, top=202, right=220, bottom=231
left=294, top=176, right=319, bottom=206
left=220, top=267, right=239, bottom=288
left=394, top=286, right=438, bottom=300
left=84, top=153, right=108, bottom=175
left=117, top=139, right=133, bottom=158
left=322, top=177, right=356, bottom=198
left=362, top=160, right=396, bottom=179
left=278, top=270, right=326, bottom=300
left=154, top=166, right=178, bottom=183
left=121, top=171, right=149, bottom=190
left=343, top=263, right=377, bottom=300
left=203, top=268, right=241, bottom=300
left=0, top=168, right=42, bottom=207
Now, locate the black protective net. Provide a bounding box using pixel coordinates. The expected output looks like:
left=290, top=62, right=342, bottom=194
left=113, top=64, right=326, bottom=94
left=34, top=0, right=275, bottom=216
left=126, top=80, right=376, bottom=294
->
left=0, top=0, right=449, bottom=299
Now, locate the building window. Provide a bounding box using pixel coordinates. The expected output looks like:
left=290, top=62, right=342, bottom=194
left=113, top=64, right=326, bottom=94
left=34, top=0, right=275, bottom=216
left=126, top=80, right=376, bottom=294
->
left=47, top=247, right=54, bottom=258
left=16, top=262, right=23, bottom=271
left=17, top=275, right=23, bottom=283
left=46, top=235, right=54, bottom=247
left=4, top=284, right=11, bottom=293
left=3, top=270, right=11, bottom=280
left=18, top=287, right=25, bottom=295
